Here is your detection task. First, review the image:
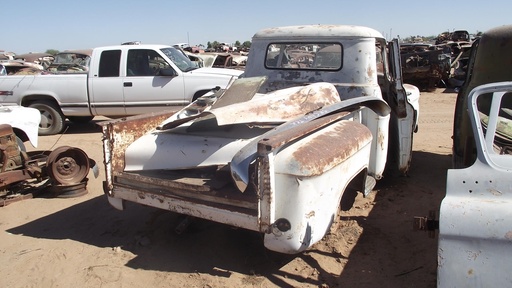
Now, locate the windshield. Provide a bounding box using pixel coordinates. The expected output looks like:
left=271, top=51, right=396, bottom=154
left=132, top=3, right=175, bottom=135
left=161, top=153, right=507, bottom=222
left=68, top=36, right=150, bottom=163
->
left=160, top=47, right=197, bottom=72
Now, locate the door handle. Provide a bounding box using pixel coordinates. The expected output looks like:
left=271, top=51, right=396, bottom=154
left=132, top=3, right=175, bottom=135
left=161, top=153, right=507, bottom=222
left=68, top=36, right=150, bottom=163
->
left=124, top=82, right=133, bottom=87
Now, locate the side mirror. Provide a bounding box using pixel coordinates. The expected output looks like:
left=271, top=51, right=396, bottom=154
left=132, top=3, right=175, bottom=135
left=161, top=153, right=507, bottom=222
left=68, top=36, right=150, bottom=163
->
left=0, top=64, right=6, bottom=76
left=159, top=68, right=178, bottom=77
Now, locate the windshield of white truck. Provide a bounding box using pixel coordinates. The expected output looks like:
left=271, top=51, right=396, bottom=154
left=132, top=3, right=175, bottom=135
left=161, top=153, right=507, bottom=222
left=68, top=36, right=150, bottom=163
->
left=265, top=43, right=343, bottom=70
left=160, top=47, right=197, bottom=72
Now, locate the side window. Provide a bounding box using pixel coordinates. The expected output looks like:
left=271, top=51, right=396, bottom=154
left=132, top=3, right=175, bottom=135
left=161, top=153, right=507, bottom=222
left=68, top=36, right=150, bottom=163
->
left=265, top=43, right=342, bottom=70
left=98, top=50, right=121, bottom=77
left=148, top=50, right=171, bottom=75
left=477, top=92, right=512, bottom=156
left=127, top=49, right=171, bottom=76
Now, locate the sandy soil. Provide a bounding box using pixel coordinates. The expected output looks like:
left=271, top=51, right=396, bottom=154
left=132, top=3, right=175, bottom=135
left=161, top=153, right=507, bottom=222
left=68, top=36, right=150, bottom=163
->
left=0, top=89, right=456, bottom=287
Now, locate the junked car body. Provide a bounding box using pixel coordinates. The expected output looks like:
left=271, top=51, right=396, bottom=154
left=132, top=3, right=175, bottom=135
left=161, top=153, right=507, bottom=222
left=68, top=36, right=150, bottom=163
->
left=399, top=43, right=451, bottom=91
left=46, top=49, right=92, bottom=73
left=101, top=25, right=419, bottom=254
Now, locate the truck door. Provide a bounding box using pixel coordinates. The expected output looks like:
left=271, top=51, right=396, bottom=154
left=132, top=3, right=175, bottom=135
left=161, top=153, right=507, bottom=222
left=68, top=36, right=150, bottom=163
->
left=386, top=39, right=418, bottom=175
left=89, top=49, right=127, bottom=116
left=439, top=83, right=512, bottom=286
left=122, top=48, right=186, bottom=115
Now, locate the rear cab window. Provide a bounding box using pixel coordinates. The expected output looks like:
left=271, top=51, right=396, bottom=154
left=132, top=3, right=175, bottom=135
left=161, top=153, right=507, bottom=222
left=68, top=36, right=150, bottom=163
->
left=265, top=43, right=343, bottom=70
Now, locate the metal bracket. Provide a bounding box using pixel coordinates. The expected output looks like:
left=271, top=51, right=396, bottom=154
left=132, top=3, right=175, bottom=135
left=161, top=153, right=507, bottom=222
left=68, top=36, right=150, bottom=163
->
left=413, top=210, right=439, bottom=238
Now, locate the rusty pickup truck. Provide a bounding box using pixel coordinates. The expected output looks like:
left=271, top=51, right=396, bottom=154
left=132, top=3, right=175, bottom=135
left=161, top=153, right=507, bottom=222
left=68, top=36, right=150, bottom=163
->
left=101, top=25, right=420, bottom=254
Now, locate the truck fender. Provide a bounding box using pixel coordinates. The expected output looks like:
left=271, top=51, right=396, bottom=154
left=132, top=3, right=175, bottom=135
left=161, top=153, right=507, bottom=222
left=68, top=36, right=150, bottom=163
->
left=231, top=96, right=390, bottom=192
left=260, top=120, right=373, bottom=254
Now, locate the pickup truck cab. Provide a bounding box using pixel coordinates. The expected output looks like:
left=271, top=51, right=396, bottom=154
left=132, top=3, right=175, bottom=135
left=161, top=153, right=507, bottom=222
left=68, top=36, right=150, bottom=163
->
left=0, top=43, right=242, bottom=135
left=243, top=24, right=420, bottom=177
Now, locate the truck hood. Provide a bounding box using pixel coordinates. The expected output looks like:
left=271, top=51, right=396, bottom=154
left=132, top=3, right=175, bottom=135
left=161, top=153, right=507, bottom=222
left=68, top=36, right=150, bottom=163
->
left=188, top=67, right=243, bottom=77
left=0, top=105, right=41, bottom=147
left=124, top=82, right=342, bottom=172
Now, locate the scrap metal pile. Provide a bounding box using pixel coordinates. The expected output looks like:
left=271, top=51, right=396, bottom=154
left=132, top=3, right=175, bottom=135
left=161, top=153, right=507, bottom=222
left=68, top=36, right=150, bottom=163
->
left=399, top=30, right=474, bottom=91
left=0, top=125, right=96, bottom=206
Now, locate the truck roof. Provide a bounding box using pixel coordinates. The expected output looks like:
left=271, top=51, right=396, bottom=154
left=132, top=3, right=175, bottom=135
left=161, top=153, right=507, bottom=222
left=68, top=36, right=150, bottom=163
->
left=93, top=44, right=174, bottom=51
left=252, top=24, right=384, bottom=40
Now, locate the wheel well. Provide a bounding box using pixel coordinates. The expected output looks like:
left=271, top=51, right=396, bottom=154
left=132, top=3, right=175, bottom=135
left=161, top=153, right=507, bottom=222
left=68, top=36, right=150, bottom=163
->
left=12, top=128, right=29, bottom=143
left=340, top=168, right=367, bottom=211
left=21, top=95, right=61, bottom=112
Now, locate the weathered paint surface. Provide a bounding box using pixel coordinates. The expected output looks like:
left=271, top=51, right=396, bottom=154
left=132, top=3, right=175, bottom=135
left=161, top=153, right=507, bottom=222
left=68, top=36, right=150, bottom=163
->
left=438, top=83, right=512, bottom=287
left=288, top=121, right=372, bottom=176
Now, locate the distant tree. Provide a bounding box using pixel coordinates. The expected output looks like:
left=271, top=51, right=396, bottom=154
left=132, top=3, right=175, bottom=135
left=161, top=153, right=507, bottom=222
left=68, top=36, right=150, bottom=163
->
left=242, top=41, right=251, bottom=49
left=45, top=49, right=59, bottom=55
left=211, top=41, right=220, bottom=51
left=234, top=40, right=241, bottom=48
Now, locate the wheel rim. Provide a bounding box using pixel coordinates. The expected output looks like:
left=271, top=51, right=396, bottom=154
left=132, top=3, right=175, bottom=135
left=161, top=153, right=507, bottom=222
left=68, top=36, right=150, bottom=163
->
left=39, top=109, right=55, bottom=130
left=47, top=146, right=90, bottom=185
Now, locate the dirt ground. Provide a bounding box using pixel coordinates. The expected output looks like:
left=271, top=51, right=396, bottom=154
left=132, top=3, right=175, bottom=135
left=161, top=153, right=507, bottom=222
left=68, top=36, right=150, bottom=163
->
left=0, top=89, right=456, bottom=288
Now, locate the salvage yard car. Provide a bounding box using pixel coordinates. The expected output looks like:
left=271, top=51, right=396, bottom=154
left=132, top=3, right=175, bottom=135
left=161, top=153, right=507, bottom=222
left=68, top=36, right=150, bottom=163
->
left=0, top=43, right=243, bottom=135
left=399, top=43, right=451, bottom=91
left=100, top=24, right=420, bottom=254
left=0, top=105, right=96, bottom=204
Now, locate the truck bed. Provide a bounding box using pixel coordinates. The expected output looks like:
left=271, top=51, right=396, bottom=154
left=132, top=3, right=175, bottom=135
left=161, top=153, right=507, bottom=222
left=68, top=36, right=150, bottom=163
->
left=101, top=110, right=259, bottom=217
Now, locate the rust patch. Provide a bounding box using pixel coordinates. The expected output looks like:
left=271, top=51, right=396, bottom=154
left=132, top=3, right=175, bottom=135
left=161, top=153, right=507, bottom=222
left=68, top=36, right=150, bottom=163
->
left=100, top=110, right=176, bottom=173
left=246, top=84, right=339, bottom=120
left=367, top=63, right=374, bottom=78
left=290, top=121, right=372, bottom=176
left=258, top=112, right=350, bottom=155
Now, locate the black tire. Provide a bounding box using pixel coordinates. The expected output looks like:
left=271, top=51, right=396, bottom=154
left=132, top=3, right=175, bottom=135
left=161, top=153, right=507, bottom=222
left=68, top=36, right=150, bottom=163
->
left=29, top=101, right=65, bottom=135
left=67, top=116, right=94, bottom=124
left=15, top=136, right=26, bottom=152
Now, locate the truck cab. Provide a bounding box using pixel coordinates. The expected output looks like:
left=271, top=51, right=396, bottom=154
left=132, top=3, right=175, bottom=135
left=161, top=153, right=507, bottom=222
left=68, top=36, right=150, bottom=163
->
left=243, top=25, right=420, bottom=177
left=88, top=44, right=242, bottom=117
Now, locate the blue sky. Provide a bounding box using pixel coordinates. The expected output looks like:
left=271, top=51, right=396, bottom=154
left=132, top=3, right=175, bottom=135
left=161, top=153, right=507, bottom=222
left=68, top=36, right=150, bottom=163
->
left=3, top=0, right=510, bottom=54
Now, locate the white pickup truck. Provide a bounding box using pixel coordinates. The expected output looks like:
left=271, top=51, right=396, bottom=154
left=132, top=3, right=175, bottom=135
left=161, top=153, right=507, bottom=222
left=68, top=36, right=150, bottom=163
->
left=0, top=44, right=242, bottom=135
left=101, top=25, right=420, bottom=254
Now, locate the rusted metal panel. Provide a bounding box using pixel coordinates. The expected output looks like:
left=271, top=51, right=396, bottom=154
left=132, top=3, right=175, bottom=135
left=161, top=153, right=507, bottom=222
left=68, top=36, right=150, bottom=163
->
left=210, top=82, right=341, bottom=126
left=231, top=95, right=390, bottom=192
left=257, top=112, right=350, bottom=155
left=160, top=81, right=341, bottom=131
left=100, top=110, right=176, bottom=173
left=111, top=185, right=260, bottom=231
left=288, top=121, right=372, bottom=176
left=114, top=169, right=258, bottom=212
